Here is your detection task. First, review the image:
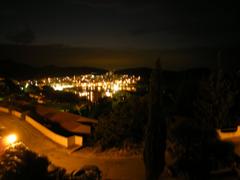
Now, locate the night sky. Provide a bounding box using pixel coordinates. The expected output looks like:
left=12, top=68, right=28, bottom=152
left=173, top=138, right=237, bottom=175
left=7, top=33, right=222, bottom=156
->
left=0, top=1, right=239, bottom=69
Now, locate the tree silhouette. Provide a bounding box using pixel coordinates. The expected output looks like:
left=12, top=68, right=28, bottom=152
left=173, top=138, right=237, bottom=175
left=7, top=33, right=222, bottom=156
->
left=0, top=143, right=50, bottom=180
left=195, top=56, right=236, bottom=129
left=143, top=59, right=167, bottom=180
left=0, top=143, right=102, bottom=180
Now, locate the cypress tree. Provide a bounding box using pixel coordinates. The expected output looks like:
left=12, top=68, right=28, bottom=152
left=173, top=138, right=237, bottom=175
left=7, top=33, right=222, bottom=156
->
left=143, top=59, right=166, bottom=180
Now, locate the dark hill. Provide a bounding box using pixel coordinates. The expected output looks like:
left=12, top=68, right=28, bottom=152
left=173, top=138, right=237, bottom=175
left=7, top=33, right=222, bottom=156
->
left=0, top=60, right=107, bottom=79
left=115, top=67, right=152, bottom=79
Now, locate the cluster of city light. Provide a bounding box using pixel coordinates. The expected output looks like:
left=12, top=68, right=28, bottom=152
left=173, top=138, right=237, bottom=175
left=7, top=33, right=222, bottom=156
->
left=52, top=84, right=74, bottom=91
left=21, top=72, right=141, bottom=102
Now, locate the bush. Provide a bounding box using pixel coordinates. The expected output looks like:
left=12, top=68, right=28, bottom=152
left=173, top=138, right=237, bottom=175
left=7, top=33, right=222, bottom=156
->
left=167, top=118, right=236, bottom=179
left=94, top=95, right=148, bottom=149
left=0, top=143, right=50, bottom=180
left=0, top=143, right=102, bottom=180
left=71, top=165, right=102, bottom=180
left=88, top=97, right=112, bottom=119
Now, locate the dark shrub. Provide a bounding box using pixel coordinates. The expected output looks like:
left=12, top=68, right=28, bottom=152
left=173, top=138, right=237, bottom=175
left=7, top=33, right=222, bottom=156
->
left=167, top=118, right=236, bottom=179
left=0, top=143, right=50, bottom=180
left=94, top=95, right=148, bottom=149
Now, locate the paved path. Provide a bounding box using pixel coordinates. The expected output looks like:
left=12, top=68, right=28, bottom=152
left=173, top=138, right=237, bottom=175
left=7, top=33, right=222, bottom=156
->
left=0, top=112, right=145, bottom=180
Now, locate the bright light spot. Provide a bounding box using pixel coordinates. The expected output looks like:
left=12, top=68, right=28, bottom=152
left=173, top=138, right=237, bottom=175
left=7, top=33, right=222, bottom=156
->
left=105, top=90, right=111, bottom=97
left=113, top=84, right=119, bottom=92
left=52, top=84, right=74, bottom=91
left=25, top=83, right=29, bottom=89
left=53, top=84, right=63, bottom=91
left=90, top=91, right=93, bottom=102
left=5, top=134, right=17, bottom=145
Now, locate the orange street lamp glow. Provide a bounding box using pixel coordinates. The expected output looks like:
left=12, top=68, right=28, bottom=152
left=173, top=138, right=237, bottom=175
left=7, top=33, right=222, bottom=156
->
left=5, top=134, right=17, bottom=145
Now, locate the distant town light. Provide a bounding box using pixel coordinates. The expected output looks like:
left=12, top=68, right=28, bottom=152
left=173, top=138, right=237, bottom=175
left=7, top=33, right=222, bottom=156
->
left=113, top=84, right=119, bottom=92
left=25, top=83, right=29, bottom=89
left=20, top=72, right=141, bottom=102
left=52, top=84, right=74, bottom=91
left=53, top=84, right=64, bottom=91
left=105, top=90, right=111, bottom=97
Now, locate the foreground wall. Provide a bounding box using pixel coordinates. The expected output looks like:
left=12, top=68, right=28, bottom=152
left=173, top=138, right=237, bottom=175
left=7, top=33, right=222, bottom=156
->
left=0, top=107, right=9, bottom=113
left=68, top=136, right=83, bottom=147
left=11, top=110, right=22, bottom=119
left=0, top=106, right=83, bottom=148
left=25, top=115, right=69, bottom=147
left=217, top=126, right=240, bottom=140
left=25, top=115, right=83, bottom=147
